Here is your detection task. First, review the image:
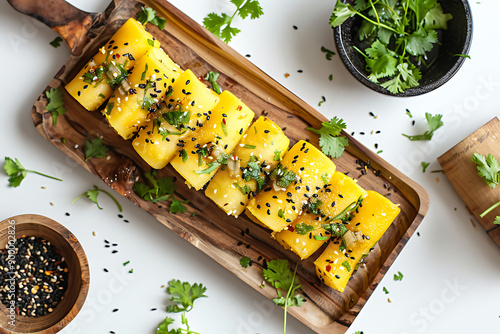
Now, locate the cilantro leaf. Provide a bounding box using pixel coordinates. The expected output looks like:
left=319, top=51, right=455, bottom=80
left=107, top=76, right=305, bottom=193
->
left=3, top=157, right=62, bottom=187
left=240, top=256, right=251, bottom=268
left=472, top=153, right=500, bottom=188
left=394, top=271, right=404, bottom=281
left=49, top=36, right=62, bottom=48
left=45, top=88, right=66, bottom=126
left=137, top=6, right=166, bottom=30
left=72, top=185, right=123, bottom=212
left=402, top=113, right=443, bottom=141
left=424, top=3, right=453, bottom=30
left=342, top=260, right=351, bottom=272
left=329, top=2, right=357, bottom=27
left=203, top=0, right=263, bottom=43
left=404, top=27, right=438, bottom=56
left=269, top=163, right=297, bottom=188
left=204, top=71, right=222, bottom=94
left=495, top=217, right=500, bottom=225
left=84, top=138, right=109, bottom=161
left=156, top=317, right=176, bottom=334
left=166, top=279, right=207, bottom=313
left=383, top=286, right=389, bottom=294
left=242, top=159, right=266, bottom=191
left=421, top=161, right=430, bottom=173
left=307, top=117, right=348, bottom=159
left=170, top=198, right=189, bottom=214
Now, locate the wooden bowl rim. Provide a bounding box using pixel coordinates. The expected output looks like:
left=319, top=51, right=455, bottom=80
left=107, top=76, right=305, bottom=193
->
left=0, top=214, right=90, bottom=334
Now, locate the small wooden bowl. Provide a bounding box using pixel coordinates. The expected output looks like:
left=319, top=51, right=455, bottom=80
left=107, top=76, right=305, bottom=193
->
left=0, top=214, right=89, bottom=334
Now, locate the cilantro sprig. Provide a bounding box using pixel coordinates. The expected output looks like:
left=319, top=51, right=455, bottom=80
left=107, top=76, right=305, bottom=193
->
left=330, top=0, right=454, bottom=94
left=45, top=88, right=66, bottom=126
left=72, top=185, right=123, bottom=212
left=472, top=153, right=500, bottom=188
left=307, top=117, right=349, bottom=159
left=263, top=259, right=304, bottom=334
left=157, top=279, right=205, bottom=334
left=166, top=279, right=207, bottom=313
left=203, top=0, right=264, bottom=43
left=402, top=113, right=443, bottom=141
left=133, top=171, right=192, bottom=214
left=3, top=157, right=62, bottom=187
left=137, top=6, right=166, bottom=30
left=84, top=138, right=109, bottom=161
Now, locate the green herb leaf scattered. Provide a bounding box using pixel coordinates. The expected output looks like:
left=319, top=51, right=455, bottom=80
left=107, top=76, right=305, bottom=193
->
left=421, top=161, right=430, bottom=173
left=402, top=113, right=443, bottom=141
left=240, top=256, right=251, bottom=268
left=49, top=36, right=63, bottom=48
left=274, top=150, right=282, bottom=161
left=72, top=185, right=123, bottom=212
left=383, top=286, right=389, bottom=294
left=321, top=46, right=336, bottom=60
left=45, top=88, right=66, bottom=126
left=307, top=116, right=348, bottom=159
left=472, top=153, right=500, bottom=188
left=341, top=260, right=351, bottom=272
left=3, top=157, right=62, bottom=187
left=294, top=223, right=315, bottom=235
left=84, top=138, right=109, bottom=161
left=166, top=279, right=207, bottom=313
left=394, top=271, right=404, bottom=281
left=203, top=0, right=264, bottom=43
left=137, top=6, right=166, bottom=30
left=269, top=163, right=297, bottom=188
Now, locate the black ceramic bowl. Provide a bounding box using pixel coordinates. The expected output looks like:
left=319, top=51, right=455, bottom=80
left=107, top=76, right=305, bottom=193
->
left=333, top=0, right=473, bottom=97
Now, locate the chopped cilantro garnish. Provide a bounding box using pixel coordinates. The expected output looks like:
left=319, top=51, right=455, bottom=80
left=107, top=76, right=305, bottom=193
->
left=294, top=223, right=315, bottom=235
left=45, top=88, right=66, bottom=126
left=84, top=137, right=109, bottom=161
left=394, top=271, right=404, bottom=281
left=274, top=150, right=282, bottom=161
left=269, top=163, right=297, bottom=188
left=137, top=6, right=166, bottom=30
left=307, top=116, right=348, bottom=159
left=204, top=71, right=222, bottom=94
left=403, top=113, right=443, bottom=141
left=240, top=256, right=251, bottom=268
left=341, top=261, right=351, bottom=272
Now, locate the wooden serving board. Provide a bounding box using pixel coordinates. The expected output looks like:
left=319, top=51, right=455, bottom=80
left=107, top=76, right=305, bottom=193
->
left=8, top=0, right=429, bottom=332
left=438, top=117, right=500, bottom=247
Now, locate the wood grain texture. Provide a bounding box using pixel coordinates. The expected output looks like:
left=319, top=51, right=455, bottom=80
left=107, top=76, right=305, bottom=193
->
left=438, top=117, right=500, bottom=247
left=25, top=0, right=429, bottom=332
left=0, top=214, right=89, bottom=334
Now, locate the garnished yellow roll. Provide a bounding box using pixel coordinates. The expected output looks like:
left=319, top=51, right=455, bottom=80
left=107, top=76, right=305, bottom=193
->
left=103, top=48, right=181, bottom=140
left=65, top=18, right=160, bottom=111
left=245, top=140, right=336, bottom=232
left=205, top=116, right=289, bottom=217
left=170, top=90, right=255, bottom=190
left=132, top=69, right=220, bottom=169
left=314, top=191, right=400, bottom=292
left=275, top=171, right=367, bottom=260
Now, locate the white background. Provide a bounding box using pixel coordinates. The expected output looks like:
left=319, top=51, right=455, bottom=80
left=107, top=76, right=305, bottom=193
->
left=1, top=0, right=500, bottom=333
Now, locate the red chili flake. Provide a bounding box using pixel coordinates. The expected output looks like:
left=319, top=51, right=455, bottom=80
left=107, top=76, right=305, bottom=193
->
left=237, top=105, right=242, bottom=111
left=222, top=118, right=226, bottom=125
left=198, top=76, right=205, bottom=82
left=223, top=203, right=228, bottom=206
left=287, top=224, right=294, bottom=232
left=326, top=264, right=331, bottom=272
left=115, top=54, right=120, bottom=58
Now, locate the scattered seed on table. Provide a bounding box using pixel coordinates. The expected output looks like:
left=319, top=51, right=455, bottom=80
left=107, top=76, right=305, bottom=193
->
left=293, top=25, right=298, bottom=30
left=245, top=54, right=251, bottom=58
left=112, top=250, right=118, bottom=254
left=112, top=308, right=119, bottom=312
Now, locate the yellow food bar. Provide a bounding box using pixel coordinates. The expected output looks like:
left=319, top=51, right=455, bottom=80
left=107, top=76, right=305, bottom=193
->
left=170, top=90, right=255, bottom=190
left=314, top=191, right=400, bottom=292
left=275, top=171, right=367, bottom=260
left=132, top=69, right=220, bottom=169
left=245, top=140, right=336, bottom=232
left=205, top=116, right=289, bottom=216
left=104, top=48, right=181, bottom=139
left=65, top=18, right=159, bottom=111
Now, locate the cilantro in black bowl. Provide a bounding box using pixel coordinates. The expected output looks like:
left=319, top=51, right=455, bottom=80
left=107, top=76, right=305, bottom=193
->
left=331, top=0, right=472, bottom=96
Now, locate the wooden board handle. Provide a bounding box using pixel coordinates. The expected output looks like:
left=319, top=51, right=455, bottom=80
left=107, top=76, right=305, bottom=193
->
left=7, top=0, right=98, bottom=54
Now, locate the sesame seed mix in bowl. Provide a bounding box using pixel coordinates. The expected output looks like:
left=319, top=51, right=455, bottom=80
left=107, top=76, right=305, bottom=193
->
left=0, top=236, right=68, bottom=317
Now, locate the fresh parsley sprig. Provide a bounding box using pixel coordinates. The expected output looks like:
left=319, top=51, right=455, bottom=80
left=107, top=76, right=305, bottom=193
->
left=472, top=153, right=500, bottom=188
left=203, top=0, right=264, bottom=43
left=137, top=6, right=166, bottom=30
left=3, top=157, right=62, bottom=187
left=45, top=88, right=66, bottom=126
left=402, top=113, right=443, bottom=141
left=72, top=185, right=123, bottom=212
left=307, top=117, right=348, bottom=159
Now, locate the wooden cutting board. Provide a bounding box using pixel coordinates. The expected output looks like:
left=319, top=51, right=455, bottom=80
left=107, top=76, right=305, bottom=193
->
left=7, top=0, right=430, bottom=332
left=438, top=117, right=500, bottom=247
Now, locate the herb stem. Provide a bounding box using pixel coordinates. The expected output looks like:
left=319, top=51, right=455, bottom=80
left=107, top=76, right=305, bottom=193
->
left=25, top=170, right=62, bottom=182
left=97, top=188, right=124, bottom=212
left=368, top=0, right=380, bottom=25
left=480, top=201, right=500, bottom=218
left=283, top=263, right=299, bottom=334
left=354, top=12, right=402, bottom=35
